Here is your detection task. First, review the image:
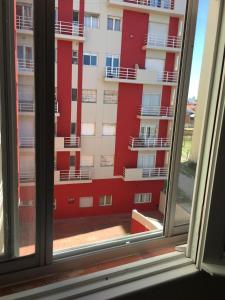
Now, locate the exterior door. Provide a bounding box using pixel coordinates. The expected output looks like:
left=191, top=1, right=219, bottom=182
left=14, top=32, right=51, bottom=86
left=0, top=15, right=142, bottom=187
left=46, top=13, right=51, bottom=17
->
left=137, top=153, right=155, bottom=169
left=142, top=93, right=161, bottom=115
left=145, top=58, right=165, bottom=73
left=148, top=22, right=169, bottom=47
left=106, top=55, right=119, bottom=77
left=140, top=124, right=156, bottom=139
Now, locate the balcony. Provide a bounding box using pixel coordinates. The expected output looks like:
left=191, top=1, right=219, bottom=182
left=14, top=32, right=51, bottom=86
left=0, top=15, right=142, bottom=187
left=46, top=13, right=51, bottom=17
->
left=55, top=136, right=81, bottom=151
left=18, top=59, right=34, bottom=75
left=20, top=171, right=35, bottom=185
left=105, top=67, right=178, bottom=86
left=129, top=137, right=171, bottom=151
left=123, top=167, right=168, bottom=181
left=108, top=0, right=186, bottom=17
left=137, top=106, right=174, bottom=120
left=19, top=137, right=35, bottom=150
left=16, top=15, right=33, bottom=32
left=143, top=34, right=182, bottom=52
left=55, top=21, right=85, bottom=42
left=16, top=16, right=85, bottom=42
left=54, top=169, right=92, bottom=184
left=19, top=101, right=59, bottom=115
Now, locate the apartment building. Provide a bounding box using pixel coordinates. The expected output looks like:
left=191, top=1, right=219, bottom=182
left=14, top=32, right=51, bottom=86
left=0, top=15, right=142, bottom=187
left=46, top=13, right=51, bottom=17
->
left=16, top=0, right=186, bottom=221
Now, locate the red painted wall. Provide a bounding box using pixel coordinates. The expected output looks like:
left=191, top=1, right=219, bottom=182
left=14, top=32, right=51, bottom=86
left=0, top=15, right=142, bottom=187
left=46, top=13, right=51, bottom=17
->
left=114, top=10, right=148, bottom=175
left=56, top=0, right=73, bottom=170
left=54, top=179, right=163, bottom=219
left=156, top=17, right=179, bottom=168
left=131, top=219, right=149, bottom=234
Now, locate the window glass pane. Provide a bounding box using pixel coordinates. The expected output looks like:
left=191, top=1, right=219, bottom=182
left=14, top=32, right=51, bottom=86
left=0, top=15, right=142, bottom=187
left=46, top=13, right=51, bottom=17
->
left=81, top=123, right=95, bottom=136
left=84, top=15, right=91, bottom=28
left=102, top=124, right=116, bottom=136
left=90, top=55, right=97, bottom=66
left=16, top=0, right=36, bottom=257
left=114, top=19, right=120, bottom=31
left=83, top=54, right=90, bottom=65
left=107, top=18, right=113, bottom=30
left=92, top=16, right=99, bottom=29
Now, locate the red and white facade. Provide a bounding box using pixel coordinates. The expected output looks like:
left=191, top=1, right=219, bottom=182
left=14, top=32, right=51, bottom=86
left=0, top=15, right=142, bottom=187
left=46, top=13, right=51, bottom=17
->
left=16, top=0, right=186, bottom=221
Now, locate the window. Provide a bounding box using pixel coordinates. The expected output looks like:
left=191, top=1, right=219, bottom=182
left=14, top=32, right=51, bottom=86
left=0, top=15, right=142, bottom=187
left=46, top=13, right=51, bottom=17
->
left=80, top=155, right=94, bottom=167
left=102, top=124, right=116, bottom=136
left=72, top=89, right=77, bottom=101
left=103, top=90, right=118, bottom=104
left=84, top=13, right=99, bottom=29
left=79, top=197, right=93, bottom=208
left=83, top=53, right=97, bottom=66
left=99, top=195, right=112, bottom=206
left=68, top=197, right=75, bottom=204
left=82, top=89, right=97, bottom=103
left=71, top=123, right=76, bottom=135
left=134, top=193, right=152, bottom=204
left=73, top=11, right=79, bottom=22
left=81, top=123, right=95, bottom=136
left=69, top=155, right=75, bottom=167
left=100, top=155, right=114, bottom=167
left=72, top=50, right=78, bottom=64
left=105, top=54, right=119, bottom=68
left=107, top=16, right=121, bottom=31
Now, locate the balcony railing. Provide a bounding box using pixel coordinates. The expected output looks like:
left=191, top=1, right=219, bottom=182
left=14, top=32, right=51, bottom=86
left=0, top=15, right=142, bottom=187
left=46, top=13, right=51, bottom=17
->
left=145, top=33, right=182, bottom=49
left=129, top=137, right=171, bottom=149
left=20, top=137, right=35, bottom=148
left=123, top=0, right=174, bottom=10
left=59, top=169, right=92, bottom=182
left=123, top=167, right=168, bottom=180
left=19, top=101, right=59, bottom=113
left=141, top=167, right=168, bottom=178
left=20, top=171, right=35, bottom=183
left=18, top=59, right=34, bottom=72
left=16, top=15, right=33, bottom=30
left=158, top=71, right=178, bottom=83
left=64, top=137, right=80, bottom=148
left=105, top=67, right=137, bottom=80
left=55, top=21, right=84, bottom=37
left=138, top=106, right=174, bottom=118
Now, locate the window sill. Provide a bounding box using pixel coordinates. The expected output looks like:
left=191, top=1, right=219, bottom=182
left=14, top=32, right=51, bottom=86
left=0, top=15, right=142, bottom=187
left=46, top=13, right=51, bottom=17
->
left=0, top=252, right=198, bottom=299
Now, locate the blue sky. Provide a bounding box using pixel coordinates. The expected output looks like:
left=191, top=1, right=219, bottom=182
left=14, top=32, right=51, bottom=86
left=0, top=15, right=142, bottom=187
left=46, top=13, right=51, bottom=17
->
left=188, top=0, right=209, bottom=99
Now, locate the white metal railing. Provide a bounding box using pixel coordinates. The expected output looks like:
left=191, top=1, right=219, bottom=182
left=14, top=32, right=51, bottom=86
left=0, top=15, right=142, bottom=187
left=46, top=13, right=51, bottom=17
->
left=123, top=0, right=174, bottom=10
left=20, top=137, right=35, bottom=148
left=19, top=102, right=35, bottom=112
left=19, top=101, right=59, bottom=113
left=59, top=169, right=92, bottom=182
left=16, top=15, right=33, bottom=30
left=20, top=171, right=35, bottom=183
left=18, top=59, right=34, bottom=72
left=123, top=167, right=168, bottom=179
left=64, top=137, right=80, bottom=148
left=129, top=137, right=171, bottom=148
left=158, top=71, right=178, bottom=83
left=55, top=21, right=84, bottom=37
left=138, top=106, right=174, bottom=117
left=145, top=33, right=182, bottom=49
left=105, top=67, right=137, bottom=80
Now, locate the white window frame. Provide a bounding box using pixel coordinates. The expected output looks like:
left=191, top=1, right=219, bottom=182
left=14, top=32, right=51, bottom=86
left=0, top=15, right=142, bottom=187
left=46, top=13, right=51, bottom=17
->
left=100, top=155, right=114, bottom=167
left=82, top=89, right=97, bottom=103
left=99, top=195, right=112, bottom=206
left=134, top=193, right=152, bottom=204
left=83, top=52, right=98, bottom=66
left=103, top=90, right=118, bottom=104
left=81, top=123, right=95, bottom=136
left=107, top=16, right=121, bottom=31
left=102, top=124, right=116, bottom=136
left=84, top=13, right=99, bottom=29
left=79, top=197, right=93, bottom=208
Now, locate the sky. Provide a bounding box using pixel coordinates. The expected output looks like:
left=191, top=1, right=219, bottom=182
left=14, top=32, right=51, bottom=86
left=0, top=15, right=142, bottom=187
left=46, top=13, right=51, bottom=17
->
left=188, top=0, right=209, bottom=99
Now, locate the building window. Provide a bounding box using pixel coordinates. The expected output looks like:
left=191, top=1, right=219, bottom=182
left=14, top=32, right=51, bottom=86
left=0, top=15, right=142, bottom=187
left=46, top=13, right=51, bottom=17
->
left=105, top=54, right=119, bottom=68
left=100, top=155, right=114, bottom=167
left=71, top=123, right=76, bottom=135
left=102, top=124, right=116, bottom=136
left=107, top=16, right=121, bottom=31
left=81, top=123, right=95, bottom=136
left=83, top=53, right=97, bottom=66
left=70, top=155, right=75, bottom=167
left=99, top=195, right=112, bottom=206
left=73, top=11, right=79, bottom=22
left=84, top=13, right=99, bottom=29
left=134, top=193, right=152, bottom=204
left=103, top=90, right=118, bottom=104
left=80, top=155, right=94, bottom=167
left=72, top=88, right=77, bottom=101
left=79, top=197, right=93, bottom=208
left=82, top=90, right=97, bottom=103
left=68, top=197, right=75, bottom=204
left=72, top=50, right=78, bottom=64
